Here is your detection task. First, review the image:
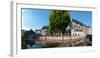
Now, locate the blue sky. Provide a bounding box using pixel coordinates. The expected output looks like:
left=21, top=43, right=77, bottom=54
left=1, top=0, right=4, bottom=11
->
left=21, top=8, right=92, bottom=31
left=69, top=10, right=92, bottom=27
left=22, top=8, right=50, bottom=31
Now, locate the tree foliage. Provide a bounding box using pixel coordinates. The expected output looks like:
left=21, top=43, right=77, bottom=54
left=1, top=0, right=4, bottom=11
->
left=48, top=10, right=71, bottom=35
left=21, top=31, right=28, bottom=49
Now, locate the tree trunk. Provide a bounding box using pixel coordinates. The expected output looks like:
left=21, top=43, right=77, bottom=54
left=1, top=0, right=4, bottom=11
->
left=61, top=32, right=64, bottom=45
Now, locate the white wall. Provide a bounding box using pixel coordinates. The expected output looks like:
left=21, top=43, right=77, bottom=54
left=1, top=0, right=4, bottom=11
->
left=0, top=0, right=100, bottom=58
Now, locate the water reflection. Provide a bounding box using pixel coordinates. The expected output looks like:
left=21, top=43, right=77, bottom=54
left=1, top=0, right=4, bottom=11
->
left=27, top=44, right=43, bottom=48
left=26, top=36, right=92, bottom=49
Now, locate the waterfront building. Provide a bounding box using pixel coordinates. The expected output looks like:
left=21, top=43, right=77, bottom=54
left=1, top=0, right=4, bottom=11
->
left=71, top=19, right=91, bottom=37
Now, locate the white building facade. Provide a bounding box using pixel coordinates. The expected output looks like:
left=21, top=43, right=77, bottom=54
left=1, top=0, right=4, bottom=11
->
left=71, top=19, right=91, bottom=37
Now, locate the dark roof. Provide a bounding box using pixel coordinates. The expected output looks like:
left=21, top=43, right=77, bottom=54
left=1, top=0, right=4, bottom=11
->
left=27, top=29, right=35, bottom=35
left=35, top=29, right=41, bottom=31
left=72, top=19, right=89, bottom=28
left=42, top=26, right=48, bottom=29
left=87, top=25, right=91, bottom=28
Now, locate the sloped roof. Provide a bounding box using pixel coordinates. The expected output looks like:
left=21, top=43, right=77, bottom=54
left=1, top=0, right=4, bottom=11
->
left=72, top=19, right=90, bottom=28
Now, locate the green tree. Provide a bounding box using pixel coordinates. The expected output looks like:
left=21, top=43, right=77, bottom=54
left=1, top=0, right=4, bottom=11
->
left=48, top=10, right=71, bottom=36
left=21, top=31, right=28, bottom=49
left=48, top=10, right=56, bottom=34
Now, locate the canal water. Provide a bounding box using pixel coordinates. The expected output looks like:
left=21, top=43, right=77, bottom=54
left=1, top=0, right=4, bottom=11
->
left=27, top=37, right=91, bottom=49
left=27, top=44, right=43, bottom=48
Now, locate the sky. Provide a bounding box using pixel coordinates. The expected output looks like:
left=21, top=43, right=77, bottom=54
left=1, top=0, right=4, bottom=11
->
left=69, top=10, right=92, bottom=27
left=21, top=8, right=92, bottom=31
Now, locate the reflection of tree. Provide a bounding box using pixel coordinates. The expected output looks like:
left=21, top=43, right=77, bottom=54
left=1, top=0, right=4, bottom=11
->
left=22, top=38, right=27, bottom=49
